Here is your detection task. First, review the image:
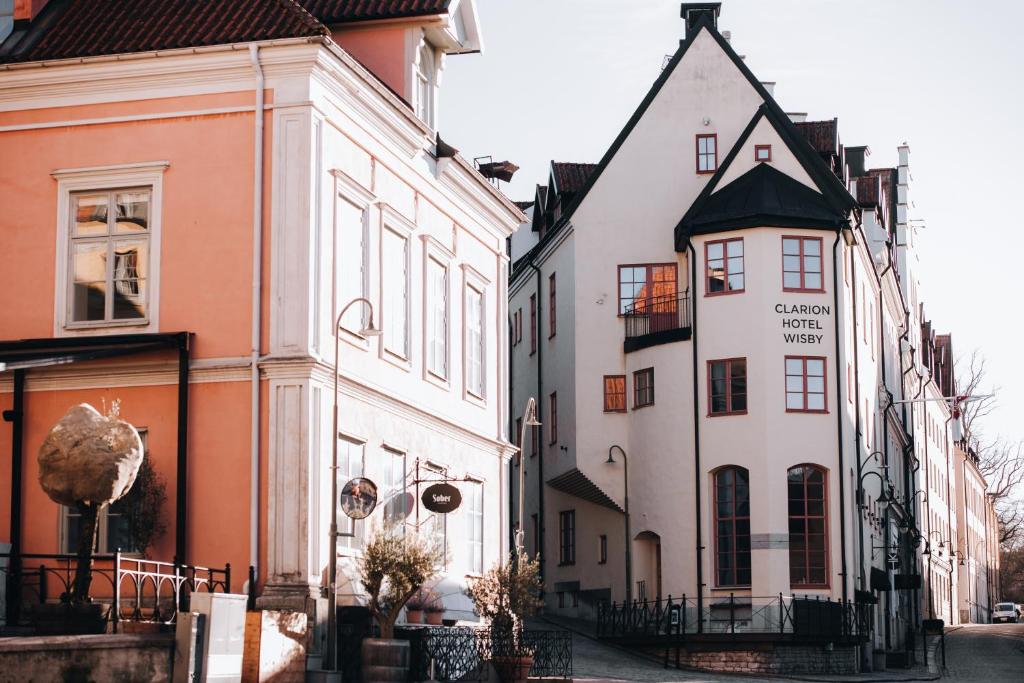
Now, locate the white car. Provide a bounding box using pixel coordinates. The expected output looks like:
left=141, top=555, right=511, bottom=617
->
left=992, top=602, right=1020, bottom=623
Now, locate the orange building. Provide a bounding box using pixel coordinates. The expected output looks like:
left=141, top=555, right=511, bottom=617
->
left=0, top=0, right=521, bottom=664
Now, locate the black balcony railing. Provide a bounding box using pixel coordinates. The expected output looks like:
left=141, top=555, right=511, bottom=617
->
left=397, top=626, right=572, bottom=681
left=596, top=593, right=867, bottom=644
left=1, top=551, right=234, bottom=632
left=623, top=292, right=691, bottom=352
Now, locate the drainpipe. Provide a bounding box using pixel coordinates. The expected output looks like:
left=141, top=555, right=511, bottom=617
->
left=508, top=313, right=515, bottom=561
left=248, top=44, right=265, bottom=588
left=850, top=243, right=864, bottom=596
left=878, top=248, right=894, bottom=651
left=527, top=262, right=545, bottom=585
left=832, top=228, right=850, bottom=606
left=944, top=413, right=954, bottom=623
left=685, top=239, right=703, bottom=633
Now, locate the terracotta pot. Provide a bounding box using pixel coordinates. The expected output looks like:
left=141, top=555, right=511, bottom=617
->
left=405, top=608, right=423, bottom=624
left=492, top=655, right=534, bottom=683
left=31, top=602, right=110, bottom=635
left=361, top=637, right=410, bottom=683
left=425, top=610, right=444, bottom=625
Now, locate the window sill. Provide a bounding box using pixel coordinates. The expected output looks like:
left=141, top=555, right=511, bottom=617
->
left=708, top=410, right=748, bottom=417
left=704, top=290, right=745, bottom=298
left=603, top=408, right=627, bottom=414
left=697, top=169, right=717, bottom=175
left=785, top=408, right=829, bottom=415
left=464, top=389, right=487, bottom=408
left=61, top=319, right=153, bottom=336
left=424, top=369, right=450, bottom=391
left=381, top=348, right=412, bottom=372
left=633, top=402, right=655, bottom=410
left=783, top=287, right=827, bottom=294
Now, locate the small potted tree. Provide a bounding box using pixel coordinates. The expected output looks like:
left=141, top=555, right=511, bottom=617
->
left=424, top=590, right=446, bottom=626
left=360, top=526, right=443, bottom=682
left=35, top=402, right=144, bottom=634
left=465, top=550, right=543, bottom=683
left=404, top=589, right=428, bottom=625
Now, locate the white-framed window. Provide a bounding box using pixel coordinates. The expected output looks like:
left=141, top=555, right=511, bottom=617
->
left=466, top=479, right=484, bottom=574
left=62, top=429, right=148, bottom=554
left=427, top=257, right=448, bottom=378
left=381, top=213, right=412, bottom=361
left=382, top=447, right=408, bottom=533
left=465, top=284, right=485, bottom=398
left=53, top=162, right=167, bottom=334
left=421, top=462, right=448, bottom=567
left=415, top=40, right=436, bottom=128
left=338, top=436, right=365, bottom=551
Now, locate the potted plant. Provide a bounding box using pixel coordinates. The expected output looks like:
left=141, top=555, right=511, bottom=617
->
left=34, top=402, right=145, bottom=634
left=424, top=591, right=446, bottom=625
left=404, top=589, right=429, bottom=625
left=465, top=550, right=543, bottom=683
left=360, top=525, right=443, bottom=683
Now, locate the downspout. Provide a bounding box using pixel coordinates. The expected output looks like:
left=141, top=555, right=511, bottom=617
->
left=528, top=262, right=545, bottom=585
left=685, top=239, right=703, bottom=632
left=248, top=44, right=265, bottom=586
left=508, top=314, right=515, bottom=559
left=878, top=249, right=894, bottom=650
left=833, top=229, right=850, bottom=605
left=943, top=413, right=954, bottom=623
left=850, top=243, right=865, bottom=598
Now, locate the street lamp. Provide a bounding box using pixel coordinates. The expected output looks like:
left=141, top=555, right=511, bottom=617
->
left=325, top=297, right=381, bottom=672
left=606, top=445, right=631, bottom=604
left=514, top=397, right=541, bottom=555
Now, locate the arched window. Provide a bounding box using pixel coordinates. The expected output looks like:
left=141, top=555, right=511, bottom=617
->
left=416, top=42, right=435, bottom=127
left=714, top=466, right=750, bottom=586
left=788, top=465, right=828, bottom=587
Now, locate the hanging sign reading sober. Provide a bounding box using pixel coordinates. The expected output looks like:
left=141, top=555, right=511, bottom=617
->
left=421, top=482, right=462, bottom=514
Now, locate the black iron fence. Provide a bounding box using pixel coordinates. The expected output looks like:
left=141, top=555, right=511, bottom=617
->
left=397, top=626, right=572, bottom=682
left=623, top=292, right=691, bottom=340
left=1, top=551, right=233, bottom=631
left=597, top=593, right=867, bottom=643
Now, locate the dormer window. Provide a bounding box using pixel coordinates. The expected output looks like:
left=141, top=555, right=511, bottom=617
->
left=755, top=145, right=772, bottom=162
left=415, top=42, right=437, bottom=128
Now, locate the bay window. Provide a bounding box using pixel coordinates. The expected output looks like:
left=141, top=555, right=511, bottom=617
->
left=705, top=238, right=744, bottom=295
left=782, top=236, right=823, bottom=292
left=708, top=358, right=747, bottom=415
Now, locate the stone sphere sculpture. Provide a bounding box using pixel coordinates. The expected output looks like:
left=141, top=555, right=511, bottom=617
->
left=37, top=403, right=144, bottom=603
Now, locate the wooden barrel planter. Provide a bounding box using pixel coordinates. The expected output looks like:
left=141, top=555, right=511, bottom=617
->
left=360, top=637, right=410, bottom=683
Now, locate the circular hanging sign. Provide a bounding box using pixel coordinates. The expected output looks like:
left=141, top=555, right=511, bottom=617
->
left=421, top=482, right=462, bottom=514
left=340, top=477, right=378, bottom=520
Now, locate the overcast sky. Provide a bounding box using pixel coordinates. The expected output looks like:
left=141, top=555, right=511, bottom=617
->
left=442, top=0, right=1024, bottom=447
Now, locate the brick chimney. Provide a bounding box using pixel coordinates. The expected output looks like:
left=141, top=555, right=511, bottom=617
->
left=681, top=3, right=721, bottom=40
left=13, top=0, right=48, bottom=22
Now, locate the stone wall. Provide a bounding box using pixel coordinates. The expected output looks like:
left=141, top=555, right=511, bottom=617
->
left=0, top=633, right=173, bottom=683
left=653, top=643, right=860, bottom=675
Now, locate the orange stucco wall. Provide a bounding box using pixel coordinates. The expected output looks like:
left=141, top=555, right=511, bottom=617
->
left=333, top=27, right=410, bottom=102
left=0, top=89, right=275, bottom=591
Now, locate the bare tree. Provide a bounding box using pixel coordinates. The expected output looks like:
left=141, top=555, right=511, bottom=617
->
left=956, top=351, right=1024, bottom=549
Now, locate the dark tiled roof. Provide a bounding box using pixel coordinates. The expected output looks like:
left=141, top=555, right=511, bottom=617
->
left=513, top=201, right=534, bottom=212
left=855, top=175, right=880, bottom=208
left=298, top=0, right=450, bottom=23
left=679, top=163, right=847, bottom=235
left=551, top=162, right=598, bottom=196
left=0, top=0, right=327, bottom=64
left=795, top=119, right=839, bottom=156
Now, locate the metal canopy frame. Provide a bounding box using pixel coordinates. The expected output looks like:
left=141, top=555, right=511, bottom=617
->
left=1, top=331, right=192, bottom=624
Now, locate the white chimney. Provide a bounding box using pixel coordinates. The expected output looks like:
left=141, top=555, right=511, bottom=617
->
left=787, top=112, right=808, bottom=123
left=761, top=81, right=776, bottom=96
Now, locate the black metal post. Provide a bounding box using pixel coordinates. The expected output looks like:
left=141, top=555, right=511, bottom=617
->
left=175, top=335, right=191, bottom=563
left=4, top=369, right=25, bottom=626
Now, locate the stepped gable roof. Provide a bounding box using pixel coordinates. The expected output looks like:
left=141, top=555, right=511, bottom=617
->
left=551, top=162, right=598, bottom=196
left=678, top=163, right=847, bottom=235
left=0, top=0, right=327, bottom=64
left=674, top=104, right=854, bottom=246
left=298, top=0, right=450, bottom=23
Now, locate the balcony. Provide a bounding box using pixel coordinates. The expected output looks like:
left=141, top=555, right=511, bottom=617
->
left=623, top=291, right=692, bottom=353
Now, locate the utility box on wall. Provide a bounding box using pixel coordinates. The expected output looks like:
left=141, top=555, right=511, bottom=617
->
left=190, top=593, right=248, bottom=682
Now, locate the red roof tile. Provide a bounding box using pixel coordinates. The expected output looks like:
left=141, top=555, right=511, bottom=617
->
left=297, top=0, right=450, bottom=23
left=0, top=0, right=327, bottom=64
left=551, top=162, right=598, bottom=196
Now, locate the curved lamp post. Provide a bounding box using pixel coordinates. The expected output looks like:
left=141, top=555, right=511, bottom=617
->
left=514, top=397, right=541, bottom=555
left=606, top=445, right=631, bottom=604
left=325, top=297, right=381, bottom=672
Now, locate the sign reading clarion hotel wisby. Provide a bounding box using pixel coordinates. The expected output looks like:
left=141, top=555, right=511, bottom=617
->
left=775, top=304, right=830, bottom=344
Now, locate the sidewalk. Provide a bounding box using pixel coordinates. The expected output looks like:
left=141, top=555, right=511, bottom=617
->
left=535, top=615, right=941, bottom=683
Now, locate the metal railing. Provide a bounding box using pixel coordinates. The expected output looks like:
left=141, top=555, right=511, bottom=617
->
left=397, top=626, right=572, bottom=682
left=623, top=292, right=691, bottom=340
left=596, top=593, right=867, bottom=643
left=1, top=551, right=232, bottom=631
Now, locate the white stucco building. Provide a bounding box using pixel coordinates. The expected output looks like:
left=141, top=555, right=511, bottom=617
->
left=508, top=3, right=999, bottom=665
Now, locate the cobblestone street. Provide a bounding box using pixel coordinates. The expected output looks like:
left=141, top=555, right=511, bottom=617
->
left=942, top=624, right=1024, bottom=681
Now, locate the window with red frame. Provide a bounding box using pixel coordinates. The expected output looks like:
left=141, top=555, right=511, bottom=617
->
left=696, top=134, right=717, bottom=173
left=715, top=466, right=751, bottom=586
left=706, top=238, right=744, bottom=294
left=708, top=358, right=747, bottom=415
left=785, top=356, right=827, bottom=412
left=782, top=237, right=823, bottom=291
left=549, top=391, right=558, bottom=444
left=634, top=367, right=655, bottom=407
left=617, top=263, right=678, bottom=315
left=529, top=294, right=537, bottom=354
left=788, top=465, right=828, bottom=587
left=549, top=273, right=557, bottom=338
left=603, top=375, right=626, bottom=412
left=754, top=144, right=772, bottom=162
